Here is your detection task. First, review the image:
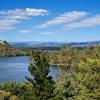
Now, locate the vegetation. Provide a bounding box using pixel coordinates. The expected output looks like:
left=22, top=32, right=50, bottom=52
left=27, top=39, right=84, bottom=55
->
left=54, top=46, right=100, bottom=100
left=0, top=45, right=100, bottom=100
left=25, top=51, right=55, bottom=100
left=0, top=41, right=25, bottom=56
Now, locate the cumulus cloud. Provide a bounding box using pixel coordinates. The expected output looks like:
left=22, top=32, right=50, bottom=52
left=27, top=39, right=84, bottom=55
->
left=36, top=11, right=88, bottom=28
left=0, top=8, right=48, bottom=32
left=20, top=29, right=31, bottom=34
left=65, top=15, right=100, bottom=29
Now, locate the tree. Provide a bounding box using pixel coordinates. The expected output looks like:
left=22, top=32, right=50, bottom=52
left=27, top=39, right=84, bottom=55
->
left=55, top=71, right=78, bottom=100
left=57, top=46, right=79, bottom=71
left=26, top=51, right=55, bottom=100
left=74, top=57, right=100, bottom=100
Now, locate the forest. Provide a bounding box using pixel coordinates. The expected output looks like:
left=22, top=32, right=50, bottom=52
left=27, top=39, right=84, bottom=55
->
left=0, top=45, right=100, bottom=100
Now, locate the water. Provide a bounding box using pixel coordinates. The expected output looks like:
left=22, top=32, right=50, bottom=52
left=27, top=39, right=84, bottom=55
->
left=0, top=56, right=61, bottom=82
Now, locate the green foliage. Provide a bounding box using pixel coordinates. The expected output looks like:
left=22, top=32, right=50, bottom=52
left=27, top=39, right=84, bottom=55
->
left=54, top=46, right=100, bottom=100
left=0, top=82, right=30, bottom=100
left=25, top=51, right=55, bottom=100
left=74, top=57, right=100, bottom=100
left=50, top=46, right=79, bottom=71
left=55, top=71, right=79, bottom=100
left=0, top=45, right=100, bottom=100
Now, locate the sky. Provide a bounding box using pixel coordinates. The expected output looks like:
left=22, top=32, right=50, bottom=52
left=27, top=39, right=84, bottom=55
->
left=0, top=0, right=100, bottom=42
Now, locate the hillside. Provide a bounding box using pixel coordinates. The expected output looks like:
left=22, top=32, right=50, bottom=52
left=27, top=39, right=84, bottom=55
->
left=0, top=41, right=25, bottom=56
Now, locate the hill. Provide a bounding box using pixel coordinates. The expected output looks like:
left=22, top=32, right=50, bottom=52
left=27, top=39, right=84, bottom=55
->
left=0, top=41, right=25, bottom=56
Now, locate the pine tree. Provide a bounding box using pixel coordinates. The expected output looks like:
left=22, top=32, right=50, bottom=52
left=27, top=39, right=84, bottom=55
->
left=26, top=51, right=55, bottom=100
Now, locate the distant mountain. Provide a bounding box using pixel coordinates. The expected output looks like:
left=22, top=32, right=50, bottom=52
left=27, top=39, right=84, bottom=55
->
left=10, top=41, right=66, bottom=47
left=0, top=41, right=24, bottom=56
left=10, top=41, right=100, bottom=48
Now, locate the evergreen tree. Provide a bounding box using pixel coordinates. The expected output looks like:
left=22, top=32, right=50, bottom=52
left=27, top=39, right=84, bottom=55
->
left=26, top=51, right=55, bottom=100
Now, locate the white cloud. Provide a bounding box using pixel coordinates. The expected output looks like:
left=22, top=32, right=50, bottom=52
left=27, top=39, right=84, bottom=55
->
left=20, top=29, right=31, bottom=34
left=0, top=8, right=48, bottom=18
left=26, top=8, right=48, bottom=16
left=0, top=8, right=48, bottom=32
left=36, top=11, right=88, bottom=28
left=39, top=32, right=56, bottom=35
left=65, top=15, right=100, bottom=29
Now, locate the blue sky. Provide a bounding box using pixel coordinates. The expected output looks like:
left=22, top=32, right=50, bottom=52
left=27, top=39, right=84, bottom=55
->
left=0, top=0, right=100, bottom=42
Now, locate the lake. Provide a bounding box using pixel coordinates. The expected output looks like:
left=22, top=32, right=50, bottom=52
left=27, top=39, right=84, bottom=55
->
left=0, top=56, right=61, bottom=82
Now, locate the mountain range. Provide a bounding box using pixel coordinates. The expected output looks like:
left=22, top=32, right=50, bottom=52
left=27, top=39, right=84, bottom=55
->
left=10, top=41, right=100, bottom=47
